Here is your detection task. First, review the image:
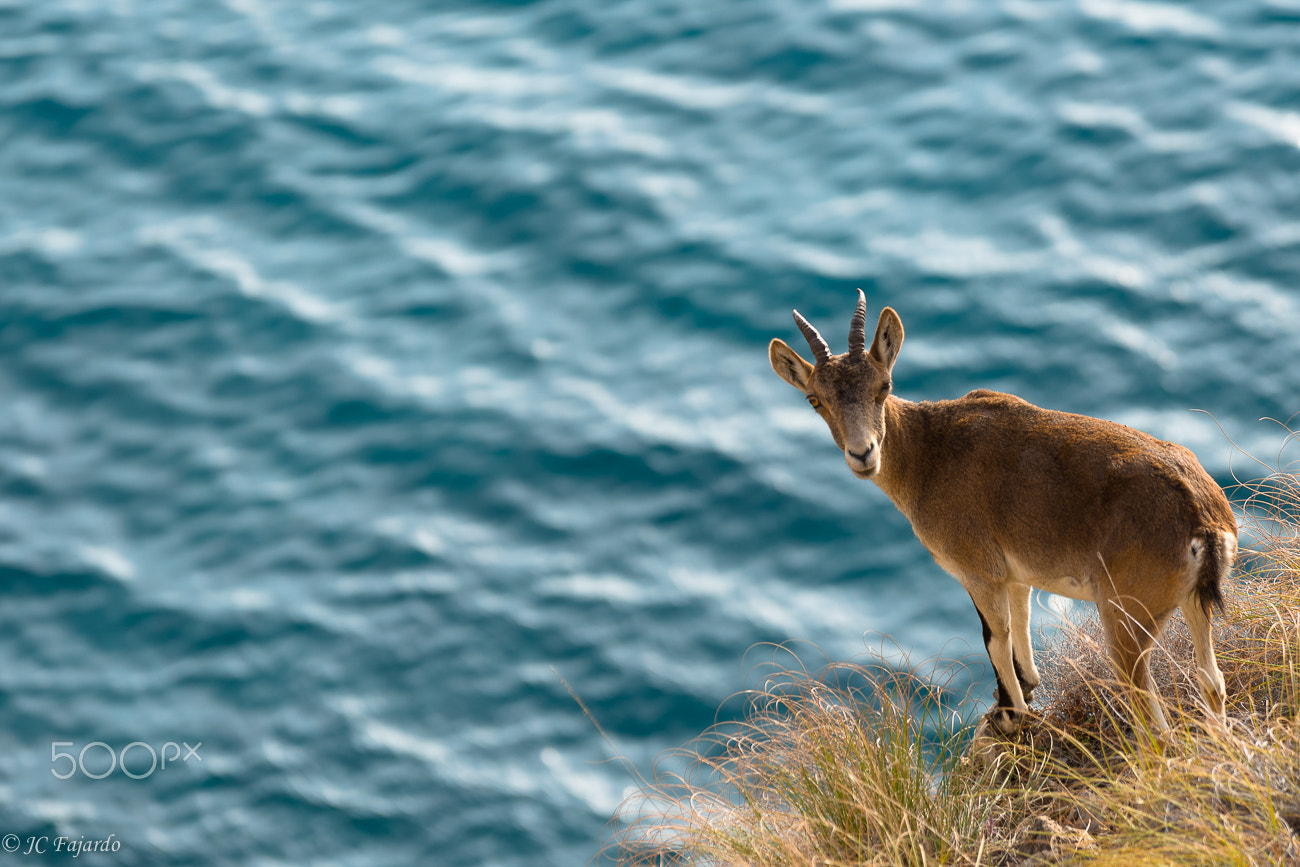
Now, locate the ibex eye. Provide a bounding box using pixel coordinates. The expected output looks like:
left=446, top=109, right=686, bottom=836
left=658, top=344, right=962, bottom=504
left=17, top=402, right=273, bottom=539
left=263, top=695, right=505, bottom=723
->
left=806, top=395, right=820, bottom=408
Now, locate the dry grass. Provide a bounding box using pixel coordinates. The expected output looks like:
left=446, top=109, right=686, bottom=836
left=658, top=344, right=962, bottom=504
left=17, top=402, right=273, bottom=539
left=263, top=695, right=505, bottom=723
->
left=610, top=652, right=1042, bottom=866
left=605, top=469, right=1300, bottom=866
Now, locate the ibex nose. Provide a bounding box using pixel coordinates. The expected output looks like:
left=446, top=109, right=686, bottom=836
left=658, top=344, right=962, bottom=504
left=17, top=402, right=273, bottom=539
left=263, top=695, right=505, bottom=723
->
left=847, top=441, right=877, bottom=466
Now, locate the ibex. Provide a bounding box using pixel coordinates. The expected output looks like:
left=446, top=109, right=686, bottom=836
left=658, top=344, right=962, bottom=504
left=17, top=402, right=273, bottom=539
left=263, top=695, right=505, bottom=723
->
left=769, top=290, right=1236, bottom=737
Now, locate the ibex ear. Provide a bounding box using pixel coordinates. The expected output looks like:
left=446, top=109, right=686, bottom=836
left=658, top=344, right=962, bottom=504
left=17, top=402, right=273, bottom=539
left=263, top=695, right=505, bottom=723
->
left=769, top=338, right=813, bottom=392
left=869, top=307, right=904, bottom=371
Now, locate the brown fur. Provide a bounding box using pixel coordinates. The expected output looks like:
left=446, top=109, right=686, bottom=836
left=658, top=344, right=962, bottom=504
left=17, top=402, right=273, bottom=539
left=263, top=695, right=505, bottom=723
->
left=770, top=298, right=1236, bottom=737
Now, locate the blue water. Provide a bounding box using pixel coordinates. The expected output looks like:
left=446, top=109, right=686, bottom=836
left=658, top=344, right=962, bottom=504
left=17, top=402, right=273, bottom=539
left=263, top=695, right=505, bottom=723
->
left=1, top=0, right=1298, bottom=863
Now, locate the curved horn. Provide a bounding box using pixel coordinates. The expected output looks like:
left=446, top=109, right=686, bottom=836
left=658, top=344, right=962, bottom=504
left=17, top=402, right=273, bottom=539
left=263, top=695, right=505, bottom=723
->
left=847, top=288, right=868, bottom=356
left=792, top=309, right=832, bottom=365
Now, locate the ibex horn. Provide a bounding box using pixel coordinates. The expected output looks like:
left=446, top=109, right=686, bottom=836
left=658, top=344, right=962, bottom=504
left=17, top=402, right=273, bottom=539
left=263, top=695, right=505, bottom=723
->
left=792, top=309, right=832, bottom=365
left=848, top=288, right=868, bottom=356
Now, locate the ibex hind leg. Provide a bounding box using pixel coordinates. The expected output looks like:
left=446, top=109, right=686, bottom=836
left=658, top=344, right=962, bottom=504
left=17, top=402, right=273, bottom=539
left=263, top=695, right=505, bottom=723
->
left=1099, top=599, right=1172, bottom=733
left=1182, top=595, right=1226, bottom=722
left=1183, top=530, right=1231, bottom=724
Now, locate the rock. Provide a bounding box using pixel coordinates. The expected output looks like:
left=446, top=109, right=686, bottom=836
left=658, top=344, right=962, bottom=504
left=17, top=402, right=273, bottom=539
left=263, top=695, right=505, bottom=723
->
left=966, top=721, right=1011, bottom=769
left=1059, top=794, right=1109, bottom=835
left=1011, top=815, right=1095, bottom=865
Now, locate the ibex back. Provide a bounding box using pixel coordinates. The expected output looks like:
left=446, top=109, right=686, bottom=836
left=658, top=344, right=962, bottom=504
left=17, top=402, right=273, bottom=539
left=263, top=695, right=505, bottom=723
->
left=769, top=290, right=1235, bottom=737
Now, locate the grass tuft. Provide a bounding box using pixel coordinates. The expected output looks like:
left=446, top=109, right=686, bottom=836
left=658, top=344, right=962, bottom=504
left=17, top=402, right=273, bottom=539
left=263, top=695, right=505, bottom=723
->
left=606, top=468, right=1300, bottom=866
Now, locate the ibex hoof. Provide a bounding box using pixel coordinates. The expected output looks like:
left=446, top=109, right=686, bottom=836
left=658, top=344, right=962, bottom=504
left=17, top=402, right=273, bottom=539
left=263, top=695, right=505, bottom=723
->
left=967, top=708, right=1027, bottom=768
left=984, top=707, right=1025, bottom=737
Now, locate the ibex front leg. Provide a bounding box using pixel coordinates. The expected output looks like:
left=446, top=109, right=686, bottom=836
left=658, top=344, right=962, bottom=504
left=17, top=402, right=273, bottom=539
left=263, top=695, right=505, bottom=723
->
left=1008, top=583, right=1041, bottom=703
left=968, top=585, right=1029, bottom=735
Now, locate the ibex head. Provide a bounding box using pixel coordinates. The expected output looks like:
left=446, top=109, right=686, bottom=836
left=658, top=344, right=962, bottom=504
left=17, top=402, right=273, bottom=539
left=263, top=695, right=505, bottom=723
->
left=769, top=290, right=904, bottom=479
